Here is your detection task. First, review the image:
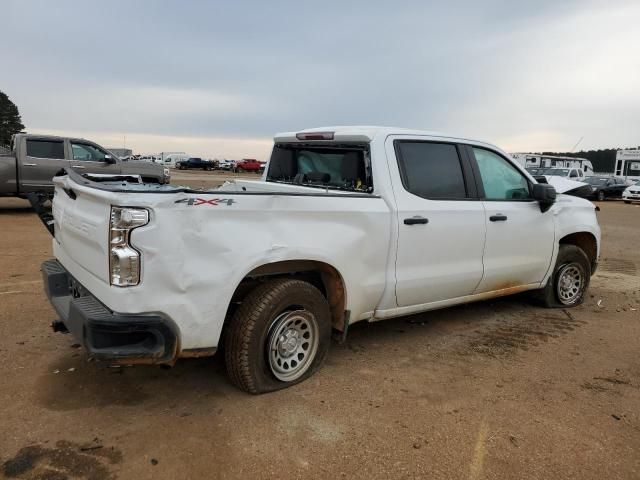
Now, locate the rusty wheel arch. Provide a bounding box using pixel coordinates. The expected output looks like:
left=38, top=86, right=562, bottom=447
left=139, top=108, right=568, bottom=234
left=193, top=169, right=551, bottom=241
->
left=230, top=260, right=348, bottom=332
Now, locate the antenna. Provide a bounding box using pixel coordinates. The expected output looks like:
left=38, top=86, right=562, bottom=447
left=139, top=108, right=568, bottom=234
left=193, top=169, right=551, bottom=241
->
left=570, top=136, right=583, bottom=152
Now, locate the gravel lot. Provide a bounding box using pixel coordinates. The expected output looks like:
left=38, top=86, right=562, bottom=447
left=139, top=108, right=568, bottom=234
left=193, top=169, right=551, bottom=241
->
left=1, top=173, right=639, bottom=479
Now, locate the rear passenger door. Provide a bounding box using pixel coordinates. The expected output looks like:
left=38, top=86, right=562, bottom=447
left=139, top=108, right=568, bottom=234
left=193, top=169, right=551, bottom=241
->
left=467, top=147, right=555, bottom=293
left=388, top=138, right=486, bottom=307
left=20, top=138, right=70, bottom=191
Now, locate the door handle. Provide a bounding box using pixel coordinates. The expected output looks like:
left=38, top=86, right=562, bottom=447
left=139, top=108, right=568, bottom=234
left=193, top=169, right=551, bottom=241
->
left=71, top=165, right=86, bottom=169
left=23, top=163, right=37, bottom=166
left=404, top=216, right=429, bottom=225
left=489, top=214, right=508, bottom=222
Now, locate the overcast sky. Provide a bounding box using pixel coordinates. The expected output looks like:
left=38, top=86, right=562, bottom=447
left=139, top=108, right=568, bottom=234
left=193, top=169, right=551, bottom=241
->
left=3, top=0, right=639, bottom=159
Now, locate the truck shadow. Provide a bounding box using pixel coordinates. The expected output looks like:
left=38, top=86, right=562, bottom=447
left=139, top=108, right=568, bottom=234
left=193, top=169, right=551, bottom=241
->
left=35, top=293, right=587, bottom=412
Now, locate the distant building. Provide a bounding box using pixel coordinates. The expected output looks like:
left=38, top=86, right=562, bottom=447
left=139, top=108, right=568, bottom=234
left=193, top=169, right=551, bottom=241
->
left=107, top=148, right=132, bottom=159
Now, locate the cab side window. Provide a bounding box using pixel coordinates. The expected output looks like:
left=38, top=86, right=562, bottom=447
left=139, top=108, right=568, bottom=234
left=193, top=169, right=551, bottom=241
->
left=394, top=141, right=468, bottom=199
left=26, top=140, right=65, bottom=159
left=71, top=143, right=108, bottom=161
left=473, top=148, right=530, bottom=200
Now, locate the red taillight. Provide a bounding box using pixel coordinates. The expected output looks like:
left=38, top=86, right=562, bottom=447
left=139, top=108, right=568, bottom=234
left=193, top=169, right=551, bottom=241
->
left=296, top=132, right=334, bottom=141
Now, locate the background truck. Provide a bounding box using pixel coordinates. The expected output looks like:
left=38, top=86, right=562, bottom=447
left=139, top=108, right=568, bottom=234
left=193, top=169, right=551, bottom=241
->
left=0, top=134, right=169, bottom=198
left=40, top=126, right=600, bottom=394
left=175, top=157, right=216, bottom=170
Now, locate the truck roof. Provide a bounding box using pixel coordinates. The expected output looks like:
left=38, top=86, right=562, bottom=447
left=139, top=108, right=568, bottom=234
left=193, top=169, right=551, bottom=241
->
left=14, top=133, right=93, bottom=144
left=274, top=126, right=502, bottom=151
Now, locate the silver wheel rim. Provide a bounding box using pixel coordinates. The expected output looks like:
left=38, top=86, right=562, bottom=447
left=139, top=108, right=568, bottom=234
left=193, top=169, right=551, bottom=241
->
left=556, top=263, right=585, bottom=305
left=267, top=310, right=319, bottom=382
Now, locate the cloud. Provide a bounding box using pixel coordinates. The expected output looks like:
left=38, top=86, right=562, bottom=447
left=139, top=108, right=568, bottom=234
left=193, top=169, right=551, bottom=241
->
left=2, top=0, right=639, bottom=157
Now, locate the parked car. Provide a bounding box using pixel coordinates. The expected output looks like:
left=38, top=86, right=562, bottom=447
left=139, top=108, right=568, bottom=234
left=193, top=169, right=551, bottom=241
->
left=583, top=176, right=629, bottom=201
left=176, top=157, right=216, bottom=170
left=622, top=180, right=640, bottom=204
left=0, top=134, right=169, bottom=198
left=39, top=126, right=600, bottom=394
left=217, top=159, right=236, bottom=171
left=544, top=167, right=587, bottom=182
left=235, top=158, right=263, bottom=173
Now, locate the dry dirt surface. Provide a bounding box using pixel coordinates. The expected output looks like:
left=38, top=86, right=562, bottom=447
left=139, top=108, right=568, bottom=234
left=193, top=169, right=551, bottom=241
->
left=1, top=180, right=639, bottom=479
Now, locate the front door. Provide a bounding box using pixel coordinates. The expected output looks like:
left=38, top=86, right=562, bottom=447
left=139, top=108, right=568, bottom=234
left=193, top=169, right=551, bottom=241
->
left=468, top=147, right=555, bottom=293
left=69, top=141, right=121, bottom=176
left=20, top=138, right=69, bottom=191
left=388, top=138, right=486, bottom=307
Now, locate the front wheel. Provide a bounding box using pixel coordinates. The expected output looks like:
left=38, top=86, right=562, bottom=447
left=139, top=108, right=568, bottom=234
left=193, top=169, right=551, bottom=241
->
left=224, top=278, right=331, bottom=394
left=537, top=244, right=591, bottom=308
left=624, top=200, right=631, bottom=204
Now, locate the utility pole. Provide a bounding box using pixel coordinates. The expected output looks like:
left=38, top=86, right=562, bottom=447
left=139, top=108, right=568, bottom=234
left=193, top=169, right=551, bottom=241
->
left=570, top=136, right=583, bottom=153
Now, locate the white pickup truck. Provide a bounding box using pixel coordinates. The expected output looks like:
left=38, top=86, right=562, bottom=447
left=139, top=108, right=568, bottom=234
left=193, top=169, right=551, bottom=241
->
left=41, top=127, right=601, bottom=393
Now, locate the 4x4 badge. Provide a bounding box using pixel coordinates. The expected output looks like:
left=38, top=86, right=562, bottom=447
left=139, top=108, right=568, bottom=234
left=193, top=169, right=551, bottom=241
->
left=175, top=198, right=236, bottom=206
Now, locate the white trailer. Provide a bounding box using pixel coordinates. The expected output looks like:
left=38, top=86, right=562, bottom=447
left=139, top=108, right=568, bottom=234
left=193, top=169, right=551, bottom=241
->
left=511, top=154, right=594, bottom=175
left=614, top=149, right=640, bottom=181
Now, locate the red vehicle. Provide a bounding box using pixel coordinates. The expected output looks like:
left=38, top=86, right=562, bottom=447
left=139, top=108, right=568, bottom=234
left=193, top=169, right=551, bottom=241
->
left=235, top=158, right=264, bottom=173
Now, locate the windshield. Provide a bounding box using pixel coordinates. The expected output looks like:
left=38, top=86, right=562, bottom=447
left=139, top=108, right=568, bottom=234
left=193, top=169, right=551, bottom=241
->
left=584, top=177, right=609, bottom=185
left=545, top=168, right=570, bottom=176
left=266, top=145, right=372, bottom=192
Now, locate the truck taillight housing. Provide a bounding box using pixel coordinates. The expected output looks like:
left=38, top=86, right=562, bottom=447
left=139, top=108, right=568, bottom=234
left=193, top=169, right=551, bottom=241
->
left=109, top=207, right=149, bottom=287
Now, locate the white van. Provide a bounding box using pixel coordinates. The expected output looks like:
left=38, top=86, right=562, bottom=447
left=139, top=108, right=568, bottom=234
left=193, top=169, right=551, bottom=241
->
left=163, top=154, right=191, bottom=168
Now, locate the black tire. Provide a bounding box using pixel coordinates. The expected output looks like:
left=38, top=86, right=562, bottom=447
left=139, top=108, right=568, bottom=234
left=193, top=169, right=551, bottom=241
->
left=224, top=278, right=331, bottom=394
left=597, top=190, right=605, bottom=201
left=624, top=200, right=631, bottom=204
left=537, top=244, right=591, bottom=308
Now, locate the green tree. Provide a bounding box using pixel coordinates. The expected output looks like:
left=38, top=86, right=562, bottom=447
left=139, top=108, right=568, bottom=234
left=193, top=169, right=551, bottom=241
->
left=0, top=90, right=25, bottom=146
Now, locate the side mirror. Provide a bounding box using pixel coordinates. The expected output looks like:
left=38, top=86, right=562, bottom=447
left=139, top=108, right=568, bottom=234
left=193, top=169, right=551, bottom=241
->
left=104, top=154, right=116, bottom=164
left=532, top=183, right=556, bottom=213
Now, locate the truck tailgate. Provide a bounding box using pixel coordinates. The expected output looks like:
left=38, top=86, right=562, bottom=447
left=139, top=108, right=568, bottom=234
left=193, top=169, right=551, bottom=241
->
left=52, top=178, right=112, bottom=283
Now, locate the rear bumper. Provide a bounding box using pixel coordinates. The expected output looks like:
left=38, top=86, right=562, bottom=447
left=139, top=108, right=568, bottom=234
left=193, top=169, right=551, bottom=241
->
left=42, top=259, right=178, bottom=364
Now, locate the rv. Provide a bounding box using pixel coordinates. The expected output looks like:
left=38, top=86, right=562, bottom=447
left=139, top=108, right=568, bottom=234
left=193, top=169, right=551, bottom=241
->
left=511, top=154, right=594, bottom=176
left=614, top=149, right=640, bottom=181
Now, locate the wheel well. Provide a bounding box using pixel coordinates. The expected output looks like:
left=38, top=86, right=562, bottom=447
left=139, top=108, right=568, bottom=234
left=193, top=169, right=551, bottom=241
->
left=229, top=260, right=347, bottom=331
left=559, top=232, right=598, bottom=272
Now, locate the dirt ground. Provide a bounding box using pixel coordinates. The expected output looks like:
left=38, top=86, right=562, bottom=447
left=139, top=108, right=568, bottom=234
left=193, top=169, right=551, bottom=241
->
left=1, top=172, right=639, bottom=480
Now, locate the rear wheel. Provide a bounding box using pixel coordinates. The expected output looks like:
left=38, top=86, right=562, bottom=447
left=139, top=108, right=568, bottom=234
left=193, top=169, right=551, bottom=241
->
left=597, top=190, right=605, bottom=201
left=537, top=244, right=591, bottom=308
left=224, top=278, right=331, bottom=394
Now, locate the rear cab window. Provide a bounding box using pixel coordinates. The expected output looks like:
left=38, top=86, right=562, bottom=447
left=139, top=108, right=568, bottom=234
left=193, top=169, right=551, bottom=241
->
left=26, top=139, right=65, bottom=159
left=266, top=144, right=373, bottom=193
